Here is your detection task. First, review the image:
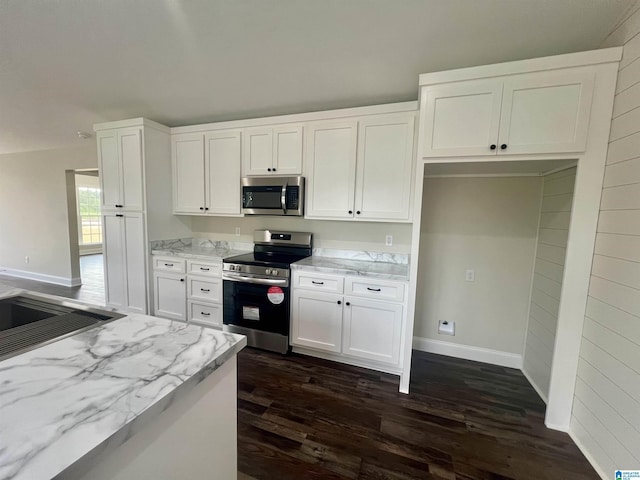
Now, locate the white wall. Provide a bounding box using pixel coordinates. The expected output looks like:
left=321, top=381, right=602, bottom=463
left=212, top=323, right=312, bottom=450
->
left=413, top=177, right=542, bottom=364
left=570, top=5, right=640, bottom=475
left=0, top=144, right=98, bottom=283
left=522, top=167, right=576, bottom=402
left=191, top=216, right=412, bottom=254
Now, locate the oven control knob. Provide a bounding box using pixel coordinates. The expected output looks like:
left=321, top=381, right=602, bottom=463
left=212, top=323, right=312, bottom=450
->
left=229, top=265, right=235, bottom=271
left=271, top=269, right=278, bottom=276
left=265, top=269, right=271, bottom=275
left=236, top=266, right=242, bottom=272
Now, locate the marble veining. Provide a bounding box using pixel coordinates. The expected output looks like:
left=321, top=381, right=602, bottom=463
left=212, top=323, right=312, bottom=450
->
left=311, top=248, right=409, bottom=265
left=0, top=286, right=246, bottom=480
left=151, top=238, right=252, bottom=261
left=292, top=256, right=409, bottom=281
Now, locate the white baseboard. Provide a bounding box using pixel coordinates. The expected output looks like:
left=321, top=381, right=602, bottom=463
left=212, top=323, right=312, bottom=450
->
left=0, top=268, right=81, bottom=287
left=412, top=336, right=523, bottom=369
left=568, top=429, right=607, bottom=480
left=521, top=367, right=549, bottom=404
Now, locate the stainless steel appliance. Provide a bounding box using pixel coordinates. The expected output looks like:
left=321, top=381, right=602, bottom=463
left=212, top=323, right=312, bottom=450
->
left=222, top=230, right=312, bottom=354
left=241, top=176, right=304, bottom=216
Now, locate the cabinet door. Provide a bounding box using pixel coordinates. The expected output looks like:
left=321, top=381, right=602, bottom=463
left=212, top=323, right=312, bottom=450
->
left=97, top=131, right=121, bottom=210
left=205, top=131, right=242, bottom=215
left=305, top=121, right=358, bottom=219
left=421, top=79, right=502, bottom=157
left=343, top=297, right=402, bottom=365
left=102, top=213, right=126, bottom=309
left=118, top=127, right=144, bottom=211
left=153, top=272, right=186, bottom=321
left=355, top=114, right=415, bottom=221
left=172, top=133, right=205, bottom=213
left=243, top=128, right=273, bottom=175
left=123, top=213, right=147, bottom=314
left=273, top=125, right=303, bottom=175
left=498, top=68, right=594, bottom=155
left=291, top=290, right=343, bottom=352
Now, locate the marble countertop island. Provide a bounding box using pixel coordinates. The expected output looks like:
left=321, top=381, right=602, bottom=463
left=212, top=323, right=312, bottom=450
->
left=0, top=285, right=246, bottom=480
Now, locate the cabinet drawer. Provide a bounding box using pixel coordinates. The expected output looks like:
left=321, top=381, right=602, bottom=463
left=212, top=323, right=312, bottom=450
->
left=294, top=271, right=344, bottom=293
left=153, top=257, right=186, bottom=273
left=188, top=277, right=222, bottom=303
left=188, top=301, right=222, bottom=328
left=345, top=278, right=405, bottom=302
left=187, top=259, right=222, bottom=277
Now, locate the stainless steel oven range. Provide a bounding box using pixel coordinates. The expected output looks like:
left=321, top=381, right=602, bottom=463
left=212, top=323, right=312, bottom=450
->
left=222, top=230, right=312, bottom=354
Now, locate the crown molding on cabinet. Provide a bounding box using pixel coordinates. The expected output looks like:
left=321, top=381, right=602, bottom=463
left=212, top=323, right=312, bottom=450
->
left=93, top=117, right=170, bottom=133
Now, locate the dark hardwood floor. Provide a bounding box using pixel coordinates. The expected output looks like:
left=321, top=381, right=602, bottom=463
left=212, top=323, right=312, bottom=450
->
left=237, top=348, right=598, bottom=480
left=0, top=254, right=105, bottom=305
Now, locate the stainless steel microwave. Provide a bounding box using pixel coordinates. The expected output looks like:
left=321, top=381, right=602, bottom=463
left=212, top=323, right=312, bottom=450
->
left=241, top=176, right=304, bottom=216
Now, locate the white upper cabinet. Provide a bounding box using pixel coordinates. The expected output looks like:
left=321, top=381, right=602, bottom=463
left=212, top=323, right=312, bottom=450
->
left=421, top=67, right=594, bottom=158
left=205, top=131, right=242, bottom=215
left=98, top=127, right=144, bottom=211
left=305, top=113, right=415, bottom=222
left=172, top=133, right=205, bottom=214
left=304, top=121, right=358, bottom=219
left=242, top=125, right=303, bottom=176
left=172, top=131, right=242, bottom=215
left=355, top=114, right=415, bottom=221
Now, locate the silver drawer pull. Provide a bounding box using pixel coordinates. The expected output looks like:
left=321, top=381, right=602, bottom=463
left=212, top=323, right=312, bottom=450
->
left=200, top=288, right=210, bottom=292
left=164, top=263, right=174, bottom=267
left=200, top=267, right=210, bottom=271
left=367, top=287, right=381, bottom=292
left=312, top=281, right=324, bottom=285
left=201, top=312, right=210, bottom=316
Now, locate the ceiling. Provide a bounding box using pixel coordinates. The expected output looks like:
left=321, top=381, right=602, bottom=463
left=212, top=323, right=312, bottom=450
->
left=0, top=0, right=635, bottom=155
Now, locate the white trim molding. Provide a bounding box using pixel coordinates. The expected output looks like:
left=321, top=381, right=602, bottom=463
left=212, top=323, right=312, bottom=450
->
left=568, top=430, right=608, bottom=480
left=0, top=268, right=81, bottom=287
left=412, top=337, right=523, bottom=369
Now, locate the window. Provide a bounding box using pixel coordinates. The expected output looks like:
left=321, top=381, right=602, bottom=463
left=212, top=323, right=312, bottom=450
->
left=77, top=185, right=102, bottom=245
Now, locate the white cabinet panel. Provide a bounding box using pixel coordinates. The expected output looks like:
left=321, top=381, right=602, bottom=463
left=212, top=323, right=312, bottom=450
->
left=97, top=131, right=121, bottom=210
left=356, top=114, right=415, bottom=220
left=273, top=126, right=303, bottom=175
left=305, top=121, right=358, bottom=219
left=153, top=272, right=186, bottom=321
left=205, top=131, right=241, bottom=215
left=189, top=301, right=222, bottom=328
left=291, top=290, right=343, bottom=353
left=243, top=128, right=273, bottom=175
left=499, top=69, right=594, bottom=154
left=343, top=297, right=402, bottom=365
left=172, top=133, right=205, bottom=213
left=103, top=214, right=126, bottom=309
left=123, top=213, right=147, bottom=313
left=422, top=79, right=502, bottom=157
left=119, top=128, right=144, bottom=211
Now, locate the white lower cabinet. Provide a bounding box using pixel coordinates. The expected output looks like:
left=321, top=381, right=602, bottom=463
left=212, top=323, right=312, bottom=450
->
left=290, top=270, right=406, bottom=372
left=152, top=256, right=223, bottom=329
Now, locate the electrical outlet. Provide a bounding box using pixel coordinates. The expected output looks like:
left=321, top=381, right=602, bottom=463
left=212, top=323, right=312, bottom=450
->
left=235, top=227, right=240, bottom=236
left=465, top=269, right=475, bottom=282
left=385, top=235, right=393, bottom=246
left=438, top=320, right=455, bottom=336
left=24, top=256, right=29, bottom=264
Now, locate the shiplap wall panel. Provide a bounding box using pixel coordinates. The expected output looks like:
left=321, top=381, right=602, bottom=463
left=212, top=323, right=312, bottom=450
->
left=572, top=8, right=640, bottom=468
left=522, top=167, right=576, bottom=401
left=603, top=157, right=640, bottom=186
left=597, top=210, right=640, bottom=235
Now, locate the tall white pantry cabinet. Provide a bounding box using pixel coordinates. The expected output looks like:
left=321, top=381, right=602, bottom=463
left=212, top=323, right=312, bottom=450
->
left=95, top=118, right=191, bottom=314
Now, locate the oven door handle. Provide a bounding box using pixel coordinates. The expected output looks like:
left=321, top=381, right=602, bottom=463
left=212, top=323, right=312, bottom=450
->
left=223, top=273, right=289, bottom=286
left=281, top=180, right=288, bottom=215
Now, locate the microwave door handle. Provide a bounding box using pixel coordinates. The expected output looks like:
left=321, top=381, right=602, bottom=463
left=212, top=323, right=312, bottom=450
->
left=281, top=180, right=288, bottom=215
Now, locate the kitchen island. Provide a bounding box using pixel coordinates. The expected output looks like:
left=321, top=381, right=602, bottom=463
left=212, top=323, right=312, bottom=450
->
left=0, top=284, right=246, bottom=480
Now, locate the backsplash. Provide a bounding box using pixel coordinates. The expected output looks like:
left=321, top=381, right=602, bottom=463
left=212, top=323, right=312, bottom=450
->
left=312, top=248, right=409, bottom=265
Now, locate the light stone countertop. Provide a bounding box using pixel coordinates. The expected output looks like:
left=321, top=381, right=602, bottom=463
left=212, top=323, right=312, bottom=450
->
left=292, top=256, right=409, bottom=282
left=0, top=284, right=246, bottom=480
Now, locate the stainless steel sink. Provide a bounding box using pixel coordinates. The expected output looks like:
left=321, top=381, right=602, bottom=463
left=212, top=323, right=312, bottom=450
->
left=0, top=294, right=125, bottom=361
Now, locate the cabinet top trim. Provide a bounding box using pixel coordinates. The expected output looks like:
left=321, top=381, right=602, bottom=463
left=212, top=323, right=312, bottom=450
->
left=94, top=117, right=170, bottom=134
left=170, top=101, right=418, bottom=135
left=419, top=47, right=622, bottom=86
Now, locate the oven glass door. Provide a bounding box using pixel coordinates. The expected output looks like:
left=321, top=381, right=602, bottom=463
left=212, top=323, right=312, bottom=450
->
left=223, top=280, right=289, bottom=335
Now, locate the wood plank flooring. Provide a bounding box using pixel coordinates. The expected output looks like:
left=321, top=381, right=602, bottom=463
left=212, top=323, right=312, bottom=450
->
left=237, top=348, right=598, bottom=480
